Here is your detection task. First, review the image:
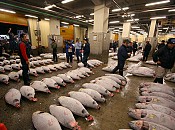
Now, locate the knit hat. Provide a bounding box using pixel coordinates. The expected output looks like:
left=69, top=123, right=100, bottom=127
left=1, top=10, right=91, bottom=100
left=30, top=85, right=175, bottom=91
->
left=167, top=38, right=175, bottom=44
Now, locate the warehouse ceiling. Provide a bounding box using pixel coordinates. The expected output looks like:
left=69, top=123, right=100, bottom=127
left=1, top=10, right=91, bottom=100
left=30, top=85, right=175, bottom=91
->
left=0, top=0, right=175, bottom=34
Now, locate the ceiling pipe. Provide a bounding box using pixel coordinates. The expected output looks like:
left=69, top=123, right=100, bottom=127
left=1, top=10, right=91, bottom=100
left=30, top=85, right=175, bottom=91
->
left=0, top=0, right=91, bottom=26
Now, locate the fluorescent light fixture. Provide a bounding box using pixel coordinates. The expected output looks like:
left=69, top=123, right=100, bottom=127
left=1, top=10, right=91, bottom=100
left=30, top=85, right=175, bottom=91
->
left=62, top=0, right=74, bottom=4
left=159, top=30, right=163, bottom=31
left=113, top=30, right=119, bottom=31
left=168, top=9, right=175, bottom=12
left=122, top=14, right=135, bottom=18
left=127, top=19, right=139, bottom=22
left=119, top=28, right=123, bottom=29
left=0, top=8, right=16, bottom=14
left=145, top=0, right=170, bottom=6
left=136, top=29, right=143, bottom=31
left=109, top=21, right=120, bottom=24
left=163, top=28, right=168, bottom=29
left=90, top=13, right=94, bottom=16
left=61, top=22, right=69, bottom=24
left=132, top=26, right=140, bottom=29
left=74, top=15, right=84, bottom=19
left=143, top=8, right=169, bottom=12
left=44, top=4, right=56, bottom=10
left=73, top=24, right=79, bottom=27
left=25, top=14, right=38, bottom=18
left=150, top=16, right=166, bottom=19
left=112, top=7, right=129, bottom=12
left=44, top=18, right=50, bottom=21
left=88, top=19, right=94, bottom=22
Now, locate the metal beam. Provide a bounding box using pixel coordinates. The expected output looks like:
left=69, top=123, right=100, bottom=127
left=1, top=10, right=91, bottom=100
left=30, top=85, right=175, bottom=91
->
left=91, top=0, right=103, bottom=6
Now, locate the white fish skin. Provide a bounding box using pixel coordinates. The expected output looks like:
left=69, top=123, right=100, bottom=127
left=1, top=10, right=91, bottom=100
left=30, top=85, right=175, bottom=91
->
left=49, top=105, right=81, bottom=130
left=3, top=60, right=10, bottom=65
left=30, top=81, right=51, bottom=93
left=42, top=66, right=52, bottom=73
left=0, top=66, right=5, bottom=73
left=8, top=72, right=20, bottom=82
left=68, top=91, right=100, bottom=109
left=20, top=86, right=37, bottom=101
left=11, top=64, right=21, bottom=70
left=41, top=78, right=60, bottom=89
left=57, top=74, right=74, bottom=83
left=129, top=120, right=171, bottom=130
left=58, top=96, right=94, bottom=121
left=0, top=74, right=9, bottom=84
left=51, top=76, right=66, bottom=86
left=29, top=69, right=38, bottom=77
left=4, top=65, right=13, bottom=71
left=5, top=88, right=21, bottom=108
left=32, top=111, right=62, bottom=130
left=82, top=83, right=114, bottom=97
left=79, top=88, right=106, bottom=102
left=35, top=67, right=45, bottom=74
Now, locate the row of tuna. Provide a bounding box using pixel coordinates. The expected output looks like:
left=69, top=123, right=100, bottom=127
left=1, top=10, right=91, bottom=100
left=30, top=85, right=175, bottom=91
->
left=128, top=82, right=175, bottom=130
left=32, top=73, right=128, bottom=130
left=4, top=67, right=94, bottom=107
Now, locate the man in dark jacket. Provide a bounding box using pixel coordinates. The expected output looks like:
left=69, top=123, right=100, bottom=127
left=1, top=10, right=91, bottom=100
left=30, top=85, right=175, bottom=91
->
left=133, top=41, right=138, bottom=56
left=112, top=39, right=130, bottom=76
left=82, top=38, right=90, bottom=67
left=158, top=40, right=165, bottom=50
left=153, top=38, right=175, bottom=84
left=143, top=41, right=152, bottom=61
left=51, top=39, right=58, bottom=62
left=19, top=34, right=30, bottom=85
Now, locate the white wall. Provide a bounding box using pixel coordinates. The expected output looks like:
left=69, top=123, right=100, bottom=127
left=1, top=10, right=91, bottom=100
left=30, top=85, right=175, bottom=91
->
left=49, top=18, right=60, bottom=35
left=88, top=26, right=93, bottom=38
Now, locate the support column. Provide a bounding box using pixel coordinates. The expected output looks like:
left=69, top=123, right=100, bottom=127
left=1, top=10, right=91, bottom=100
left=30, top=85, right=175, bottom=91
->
left=89, top=4, right=110, bottom=63
left=147, top=20, right=158, bottom=53
left=119, top=22, right=131, bottom=46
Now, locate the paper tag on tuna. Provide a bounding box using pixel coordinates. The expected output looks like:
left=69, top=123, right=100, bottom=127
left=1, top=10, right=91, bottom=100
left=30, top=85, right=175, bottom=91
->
left=148, top=114, right=156, bottom=119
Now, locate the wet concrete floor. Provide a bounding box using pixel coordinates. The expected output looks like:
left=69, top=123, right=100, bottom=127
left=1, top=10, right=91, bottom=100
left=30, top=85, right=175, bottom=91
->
left=0, top=58, right=175, bottom=130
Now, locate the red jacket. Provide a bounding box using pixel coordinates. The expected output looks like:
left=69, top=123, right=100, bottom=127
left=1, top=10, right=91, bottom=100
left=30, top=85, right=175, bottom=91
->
left=19, top=42, right=28, bottom=61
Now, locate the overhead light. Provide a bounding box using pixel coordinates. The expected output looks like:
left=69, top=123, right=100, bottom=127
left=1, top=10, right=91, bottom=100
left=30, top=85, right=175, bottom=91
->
left=136, top=29, right=143, bottom=31
left=163, top=28, right=168, bottom=29
left=143, top=8, right=169, bottom=12
left=109, top=21, right=120, bottom=24
left=145, top=0, right=170, bottom=6
left=90, top=13, right=94, bottom=16
left=113, top=30, right=119, bottom=31
left=61, top=22, right=69, bottom=24
left=150, top=16, right=166, bottom=19
left=0, top=8, right=16, bottom=14
left=159, top=30, right=163, bottom=31
left=88, top=19, right=94, bottom=22
left=44, top=18, right=50, bottom=21
left=168, top=9, right=175, bottom=12
left=119, top=28, right=123, bottom=29
left=122, top=14, right=135, bottom=18
left=62, top=0, right=74, bottom=4
left=74, top=15, right=84, bottom=19
left=132, top=26, right=140, bottom=29
left=25, top=14, right=38, bottom=18
left=112, top=7, right=129, bottom=12
left=73, top=24, right=79, bottom=27
left=44, top=4, right=56, bottom=10
left=127, top=19, right=139, bottom=22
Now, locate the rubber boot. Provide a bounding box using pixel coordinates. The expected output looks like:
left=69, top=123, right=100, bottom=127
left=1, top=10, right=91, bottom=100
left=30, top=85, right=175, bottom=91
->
left=157, top=78, right=163, bottom=84
left=112, top=66, right=118, bottom=74
left=119, top=70, right=123, bottom=76
left=154, top=78, right=158, bottom=83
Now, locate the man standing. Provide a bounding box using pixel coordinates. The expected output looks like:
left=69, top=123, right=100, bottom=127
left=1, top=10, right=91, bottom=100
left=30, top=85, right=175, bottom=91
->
left=153, top=38, right=175, bottom=84
left=75, top=38, right=82, bottom=63
left=82, top=38, right=90, bottom=67
left=158, top=40, right=165, bottom=50
left=51, top=39, right=58, bottom=62
left=112, top=39, right=130, bottom=76
left=133, top=41, right=138, bottom=56
left=18, top=34, right=30, bottom=85
left=142, top=41, right=152, bottom=61
left=66, top=41, right=73, bottom=63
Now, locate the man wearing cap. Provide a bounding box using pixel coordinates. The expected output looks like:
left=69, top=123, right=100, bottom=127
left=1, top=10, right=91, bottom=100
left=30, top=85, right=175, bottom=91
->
left=153, top=38, right=175, bottom=84
left=112, top=39, right=131, bottom=76
left=158, top=40, right=165, bottom=50
left=82, top=38, right=90, bottom=67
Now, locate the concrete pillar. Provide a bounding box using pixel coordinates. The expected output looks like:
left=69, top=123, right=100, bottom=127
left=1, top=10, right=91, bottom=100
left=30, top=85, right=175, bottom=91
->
left=89, top=4, right=110, bottom=63
left=149, top=20, right=156, bottom=37
left=88, top=26, right=93, bottom=38
left=74, top=26, right=81, bottom=42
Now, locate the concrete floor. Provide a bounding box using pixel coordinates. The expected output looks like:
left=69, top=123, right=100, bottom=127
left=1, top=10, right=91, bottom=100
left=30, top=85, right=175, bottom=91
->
left=0, top=58, right=175, bottom=130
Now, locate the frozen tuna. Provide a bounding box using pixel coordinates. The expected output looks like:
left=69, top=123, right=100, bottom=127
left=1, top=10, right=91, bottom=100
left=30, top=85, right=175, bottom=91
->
left=129, top=120, right=170, bottom=130
left=164, top=73, right=175, bottom=83
left=68, top=91, right=100, bottom=109
left=128, top=109, right=175, bottom=130
left=0, top=66, right=5, bottom=73
left=51, top=76, right=66, bottom=86
left=8, top=72, right=20, bottom=82
left=137, top=96, right=175, bottom=110
left=66, top=71, right=81, bottom=80
left=11, top=64, right=21, bottom=70
left=49, top=105, right=81, bottom=130
left=15, top=59, right=21, bottom=63
left=32, top=111, right=62, bottom=130
left=10, top=60, right=16, bottom=64
left=79, top=88, right=106, bottom=102
left=141, top=91, right=175, bottom=102
left=41, top=78, right=60, bottom=89
left=0, top=74, right=9, bottom=84
left=4, top=65, right=13, bottom=71
left=135, top=103, right=175, bottom=118
left=47, top=65, right=57, bottom=71
left=29, top=69, right=38, bottom=77
left=17, top=70, right=22, bottom=77
left=79, top=67, right=94, bottom=74
left=20, top=86, right=37, bottom=101
left=3, top=60, right=10, bottom=65
left=0, top=61, right=4, bottom=66
left=5, top=88, right=21, bottom=108
left=58, top=96, right=93, bottom=121
left=127, top=67, right=155, bottom=77
left=82, top=83, right=113, bottom=97
left=57, top=74, right=74, bottom=83
left=35, top=67, right=45, bottom=74
left=30, top=81, right=51, bottom=93
left=42, top=66, right=52, bottom=73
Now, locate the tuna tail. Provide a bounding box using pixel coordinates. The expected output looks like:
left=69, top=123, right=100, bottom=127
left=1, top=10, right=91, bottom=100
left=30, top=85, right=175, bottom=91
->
left=85, top=115, right=94, bottom=121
